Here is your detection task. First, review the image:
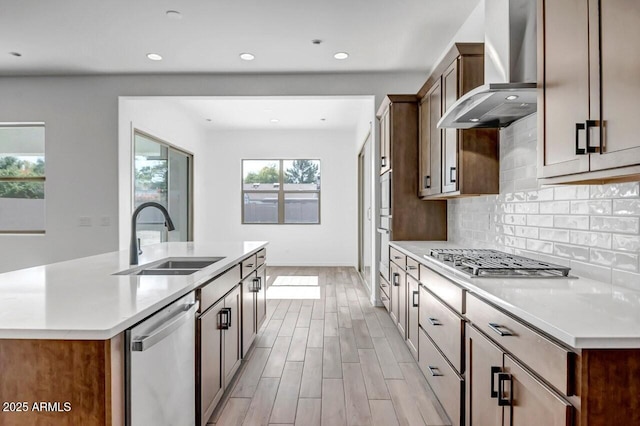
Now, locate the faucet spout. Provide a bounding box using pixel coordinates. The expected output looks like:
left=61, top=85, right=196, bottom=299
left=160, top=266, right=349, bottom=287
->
left=130, top=202, right=176, bottom=266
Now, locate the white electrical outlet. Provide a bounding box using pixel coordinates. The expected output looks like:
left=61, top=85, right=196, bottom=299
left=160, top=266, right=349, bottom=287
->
left=78, top=217, right=92, bottom=227
left=100, top=216, right=111, bottom=227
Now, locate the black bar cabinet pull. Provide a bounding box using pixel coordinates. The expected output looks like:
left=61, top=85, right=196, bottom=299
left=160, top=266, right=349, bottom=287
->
left=488, top=322, right=513, bottom=337
left=575, top=122, right=586, bottom=155
left=219, top=308, right=231, bottom=330
left=490, top=366, right=501, bottom=398
left=498, top=373, right=513, bottom=406
left=392, top=272, right=400, bottom=286
left=412, top=291, right=419, bottom=307
left=381, top=156, right=387, bottom=167
left=586, top=119, right=599, bottom=153
left=428, top=317, right=442, bottom=326
left=424, top=175, right=431, bottom=189
left=427, top=366, right=443, bottom=377
left=449, top=167, right=456, bottom=183
left=252, top=278, right=260, bottom=292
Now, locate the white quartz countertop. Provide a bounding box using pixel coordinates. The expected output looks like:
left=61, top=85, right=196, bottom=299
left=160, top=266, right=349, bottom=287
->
left=0, top=241, right=267, bottom=340
left=391, top=241, right=640, bottom=349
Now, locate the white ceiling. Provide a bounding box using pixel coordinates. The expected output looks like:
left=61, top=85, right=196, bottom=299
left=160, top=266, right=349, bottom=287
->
left=0, top=0, right=480, bottom=75
left=137, top=96, right=373, bottom=130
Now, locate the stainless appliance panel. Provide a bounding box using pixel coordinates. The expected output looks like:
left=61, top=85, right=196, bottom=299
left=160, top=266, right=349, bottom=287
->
left=127, top=292, right=197, bottom=426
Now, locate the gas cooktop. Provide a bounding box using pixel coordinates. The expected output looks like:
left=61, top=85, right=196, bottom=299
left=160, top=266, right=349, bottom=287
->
left=426, top=249, right=571, bottom=279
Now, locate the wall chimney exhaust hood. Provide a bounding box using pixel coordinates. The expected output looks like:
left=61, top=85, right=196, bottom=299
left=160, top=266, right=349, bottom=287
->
left=438, top=0, right=537, bottom=129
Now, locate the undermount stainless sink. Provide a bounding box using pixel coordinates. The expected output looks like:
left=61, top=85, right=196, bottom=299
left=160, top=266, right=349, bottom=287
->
left=115, top=257, right=225, bottom=276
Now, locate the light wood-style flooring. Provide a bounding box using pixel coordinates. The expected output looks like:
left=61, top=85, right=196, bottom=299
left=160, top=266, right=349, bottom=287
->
left=208, top=266, right=450, bottom=426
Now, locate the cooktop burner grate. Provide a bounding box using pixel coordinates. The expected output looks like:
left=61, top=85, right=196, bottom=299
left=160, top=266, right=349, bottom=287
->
left=427, top=249, right=571, bottom=278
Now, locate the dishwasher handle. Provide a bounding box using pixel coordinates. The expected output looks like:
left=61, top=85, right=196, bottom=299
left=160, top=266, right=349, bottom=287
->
left=131, top=301, right=199, bottom=352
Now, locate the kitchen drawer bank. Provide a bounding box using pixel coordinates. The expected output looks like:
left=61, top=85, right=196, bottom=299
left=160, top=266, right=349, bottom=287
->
left=388, top=241, right=640, bottom=426
left=0, top=241, right=267, bottom=426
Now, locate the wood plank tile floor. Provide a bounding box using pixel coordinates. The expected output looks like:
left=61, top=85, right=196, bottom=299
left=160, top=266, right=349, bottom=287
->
left=208, top=266, right=450, bottom=426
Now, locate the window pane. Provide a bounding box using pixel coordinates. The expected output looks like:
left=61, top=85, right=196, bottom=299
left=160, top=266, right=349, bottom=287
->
left=283, top=160, right=320, bottom=191
left=0, top=126, right=45, bottom=178
left=244, top=192, right=279, bottom=223
left=243, top=160, right=280, bottom=191
left=284, top=193, right=319, bottom=224
left=0, top=182, right=45, bottom=231
left=134, top=133, right=168, bottom=227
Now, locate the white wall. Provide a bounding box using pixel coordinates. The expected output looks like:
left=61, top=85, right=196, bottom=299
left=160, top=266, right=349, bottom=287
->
left=0, top=72, right=424, bottom=273
left=203, top=129, right=358, bottom=267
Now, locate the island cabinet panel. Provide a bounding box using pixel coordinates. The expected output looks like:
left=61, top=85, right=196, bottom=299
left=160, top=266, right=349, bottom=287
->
left=0, top=335, right=124, bottom=426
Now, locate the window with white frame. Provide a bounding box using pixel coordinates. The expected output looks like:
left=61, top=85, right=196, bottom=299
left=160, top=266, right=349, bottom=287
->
left=242, top=159, right=321, bottom=224
left=0, top=124, right=45, bottom=233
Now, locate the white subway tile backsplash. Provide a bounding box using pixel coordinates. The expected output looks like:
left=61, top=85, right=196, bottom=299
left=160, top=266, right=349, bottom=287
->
left=613, top=199, right=640, bottom=216
left=540, top=201, right=570, bottom=214
left=554, top=243, right=589, bottom=261
left=590, top=249, right=638, bottom=272
left=539, top=228, right=570, bottom=243
left=612, top=270, right=640, bottom=291
left=569, top=230, right=612, bottom=249
left=590, top=182, right=640, bottom=199
left=554, top=215, right=590, bottom=230
left=447, top=113, right=640, bottom=285
left=570, top=200, right=612, bottom=215
left=554, top=185, right=590, bottom=200
left=590, top=216, right=640, bottom=234
left=527, top=215, right=554, bottom=227
left=612, top=235, right=640, bottom=252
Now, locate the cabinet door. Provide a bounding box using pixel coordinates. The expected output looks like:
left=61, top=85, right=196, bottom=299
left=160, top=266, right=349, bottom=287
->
left=466, top=325, right=503, bottom=426
left=198, top=300, right=224, bottom=426
left=380, top=108, right=391, bottom=174
left=503, top=355, right=572, bottom=426
left=406, top=275, right=419, bottom=359
left=256, top=265, right=267, bottom=331
left=442, top=60, right=459, bottom=193
left=241, top=273, right=256, bottom=359
left=538, top=0, right=590, bottom=178
left=419, top=80, right=443, bottom=197
left=397, top=270, right=407, bottom=338
left=588, top=0, right=640, bottom=171
left=389, top=262, right=401, bottom=326
left=223, top=285, right=241, bottom=387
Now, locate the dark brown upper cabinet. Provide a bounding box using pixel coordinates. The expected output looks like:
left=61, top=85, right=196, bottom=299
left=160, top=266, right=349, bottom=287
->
left=418, top=43, right=499, bottom=199
left=538, top=0, right=640, bottom=184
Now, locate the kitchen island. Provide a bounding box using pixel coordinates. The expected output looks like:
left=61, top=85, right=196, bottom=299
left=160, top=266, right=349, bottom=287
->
left=0, top=241, right=267, bottom=426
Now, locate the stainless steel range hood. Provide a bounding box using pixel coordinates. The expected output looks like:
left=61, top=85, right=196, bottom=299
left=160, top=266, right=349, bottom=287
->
left=438, top=0, right=537, bottom=129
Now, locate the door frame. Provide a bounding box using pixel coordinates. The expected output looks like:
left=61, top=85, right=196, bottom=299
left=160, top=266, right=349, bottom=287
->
left=357, top=130, right=372, bottom=286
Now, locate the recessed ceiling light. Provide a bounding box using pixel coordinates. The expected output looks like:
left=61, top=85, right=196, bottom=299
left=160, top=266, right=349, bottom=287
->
left=240, top=53, right=255, bottom=61
left=146, top=53, right=163, bottom=61
left=470, top=118, right=480, bottom=122
left=320, top=118, right=326, bottom=121
left=334, top=52, right=349, bottom=60
left=312, top=39, right=323, bottom=45
left=270, top=119, right=279, bottom=123
left=166, top=10, right=182, bottom=19
left=505, top=95, right=519, bottom=101
left=205, top=118, right=212, bottom=122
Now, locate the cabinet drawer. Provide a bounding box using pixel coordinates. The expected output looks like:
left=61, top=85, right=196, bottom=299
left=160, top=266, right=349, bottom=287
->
left=419, top=328, right=463, bottom=426
left=406, top=256, right=420, bottom=279
left=256, top=249, right=267, bottom=267
left=419, top=285, right=464, bottom=373
left=390, top=247, right=406, bottom=268
left=379, top=274, right=390, bottom=299
left=466, top=294, right=573, bottom=395
left=420, top=264, right=465, bottom=314
left=200, top=265, right=241, bottom=312
left=241, top=255, right=257, bottom=278
left=380, top=291, right=390, bottom=312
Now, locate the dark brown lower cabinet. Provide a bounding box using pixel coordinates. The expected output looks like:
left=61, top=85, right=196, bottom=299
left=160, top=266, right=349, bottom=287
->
left=241, top=265, right=267, bottom=358
left=466, top=325, right=572, bottom=426
left=406, top=274, right=419, bottom=360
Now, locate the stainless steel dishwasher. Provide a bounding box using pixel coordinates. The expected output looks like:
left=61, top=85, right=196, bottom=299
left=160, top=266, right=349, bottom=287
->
left=126, top=292, right=198, bottom=426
